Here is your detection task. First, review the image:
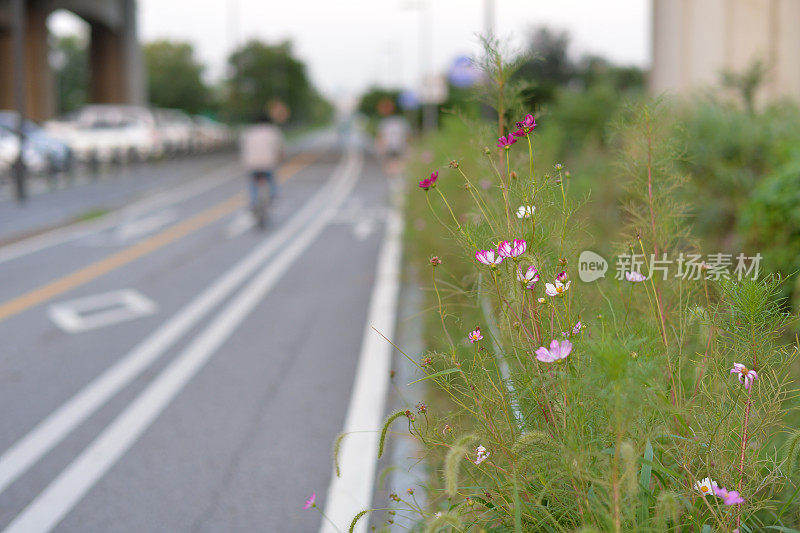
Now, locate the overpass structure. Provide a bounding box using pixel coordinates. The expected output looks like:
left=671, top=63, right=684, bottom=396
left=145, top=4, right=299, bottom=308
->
left=0, top=0, right=144, bottom=122
left=651, top=0, right=800, bottom=104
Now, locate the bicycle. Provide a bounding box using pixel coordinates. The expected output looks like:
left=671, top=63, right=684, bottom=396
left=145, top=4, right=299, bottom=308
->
left=250, top=171, right=272, bottom=229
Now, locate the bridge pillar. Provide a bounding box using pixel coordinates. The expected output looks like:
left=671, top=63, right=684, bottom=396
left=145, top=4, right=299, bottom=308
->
left=0, top=0, right=52, bottom=121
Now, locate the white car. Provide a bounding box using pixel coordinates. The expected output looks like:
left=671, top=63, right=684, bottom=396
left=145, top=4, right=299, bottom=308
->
left=46, top=105, right=162, bottom=164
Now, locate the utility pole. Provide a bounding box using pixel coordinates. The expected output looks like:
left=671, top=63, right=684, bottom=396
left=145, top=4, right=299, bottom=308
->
left=11, top=0, right=27, bottom=203
left=484, top=0, right=495, bottom=38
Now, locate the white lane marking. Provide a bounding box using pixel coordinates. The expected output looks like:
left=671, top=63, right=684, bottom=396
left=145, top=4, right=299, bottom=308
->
left=331, top=195, right=386, bottom=241
left=114, top=210, right=179, bottom=243
left=47, top=290, right=158, bottom=334
left=0, top=153, right=357, bottom=499
left=320, top=196, right=403, bottom=533
left=77, top=211, right=180, bottom=247
left=225, top=211, right=256, bottom=238
left=2, top=151, right=363, bottom=533
left=0, top=163, right=239, bottom=265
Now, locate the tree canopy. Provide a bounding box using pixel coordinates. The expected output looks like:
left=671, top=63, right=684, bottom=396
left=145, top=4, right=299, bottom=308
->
left=225, top=40, right=331, bottom=124
left=144, top=40, right=210, bottom=114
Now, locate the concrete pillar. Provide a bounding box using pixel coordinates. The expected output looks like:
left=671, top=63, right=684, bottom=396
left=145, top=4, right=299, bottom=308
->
left=89, top=20, right=126, bottom=103
left=0, top=26, right=13, bottom=110
left=23, top=0, right=53, bottom=121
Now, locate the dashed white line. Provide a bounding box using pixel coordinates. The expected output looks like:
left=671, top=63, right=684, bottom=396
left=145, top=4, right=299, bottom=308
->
left=0, top=152, right=354, bottom=500
left=1, top=151, right=364, bottom=533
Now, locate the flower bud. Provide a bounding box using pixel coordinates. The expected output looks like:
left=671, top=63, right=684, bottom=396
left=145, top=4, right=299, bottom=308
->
left=430, top=256, right=442, bottom=266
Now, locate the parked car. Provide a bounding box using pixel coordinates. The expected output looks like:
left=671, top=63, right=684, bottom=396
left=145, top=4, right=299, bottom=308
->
left=0, top=111, right=72, bottom=173
left=45, top=105, right=162, bottom=164
left=155, top=109, right=195, bottom=154
left=192, top=116, right=233, bottom=151
left=0, top=119, right=52, bottom=174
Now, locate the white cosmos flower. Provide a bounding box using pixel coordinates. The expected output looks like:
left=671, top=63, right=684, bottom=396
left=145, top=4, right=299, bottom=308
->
left=694, top=477, right=718, bottom=496
left=516, top=205, right=535, bottom=219
left=545, top=280, right=571, bottom=296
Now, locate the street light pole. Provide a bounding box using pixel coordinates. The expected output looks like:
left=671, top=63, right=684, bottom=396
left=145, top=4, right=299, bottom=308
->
left=11, top=0, right=27, bottom=203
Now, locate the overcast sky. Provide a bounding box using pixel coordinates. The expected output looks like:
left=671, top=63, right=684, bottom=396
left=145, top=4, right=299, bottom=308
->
left=51, top=0, right=651, bottom=99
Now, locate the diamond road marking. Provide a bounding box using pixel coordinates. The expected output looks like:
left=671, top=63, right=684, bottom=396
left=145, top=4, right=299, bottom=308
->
left=48, top=289, right=158, bottom=334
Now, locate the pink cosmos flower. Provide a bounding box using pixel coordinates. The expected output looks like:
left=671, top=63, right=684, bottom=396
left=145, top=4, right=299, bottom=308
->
left=474, top=445, right=490, bottom=465
left=545, top=280, right=571, bottom=296
left=475, top=249, right=504, bottom=267
left=730, top=363, right=758, bottom=390
left=417, top=170, right=438, bottom=190
left=468, top=327, right=483, bottom=343
left=497, top=239, right=527, bottom=259
left=517, top=266, right=540, bottom=288
left=713, top=486, right=745, bottom=505
left=496, top=134, right=517, bottom=150
left=556, top=271, right=568, bottom=283
left=512, top=114, right=537, bottom=137
left=303, top=492, right=316, bottom=510
left=571, top=321, right=582, bottom=336
left=535, top=339, right=572, bottom=363
left=625, top=271, right=647, bottom=282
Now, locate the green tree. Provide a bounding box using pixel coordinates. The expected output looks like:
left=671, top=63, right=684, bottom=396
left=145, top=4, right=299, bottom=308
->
left=52, top=35, right=88, bottom=115
left=144, top=40, right=209, bottom=114
left=225, top=40, right=330, bottom=124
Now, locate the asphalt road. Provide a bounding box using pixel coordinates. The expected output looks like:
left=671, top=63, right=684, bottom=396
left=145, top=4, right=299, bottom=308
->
left=0, top=132, right=402, bottom=532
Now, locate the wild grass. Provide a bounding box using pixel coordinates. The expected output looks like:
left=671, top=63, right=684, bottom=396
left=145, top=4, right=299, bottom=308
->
left=341, top=45, right=800, bottom=532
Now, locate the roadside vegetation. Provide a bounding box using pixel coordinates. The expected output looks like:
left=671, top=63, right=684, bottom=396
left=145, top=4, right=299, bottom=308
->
left=338, top=33, right=800, bottom=532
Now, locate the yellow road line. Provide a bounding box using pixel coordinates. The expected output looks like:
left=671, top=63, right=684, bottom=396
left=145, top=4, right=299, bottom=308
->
left=0, top=150, right=322, bottom=324
left=0, top=195, right=245, bottom=323
left=278, top=151, right=320, bottom=183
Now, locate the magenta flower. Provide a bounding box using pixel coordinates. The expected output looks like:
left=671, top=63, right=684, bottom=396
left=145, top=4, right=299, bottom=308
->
left=303, top=492, right=316, bottom=510
left=535, top=339, right=572, bottom=363
left=417, top=171, right=438, bottom=191
left=625, top=271, right=647, bottom=282
left=556, top=271, right=568, bottom=283
left=468, top=327, right=483, bottom=343
left=730, top=363, right=758, bottom=390
left=517, top=265, right=540, bottom=288
left=713, top=486, right=745, bottom=505
left=496, top=134, right=517, bottom=150
left=512, top=114, right=536, bottom=137
left=572, top=321, right=582, bottom=336
left=497, top=239, right=527, bottom=259
left=475, top=249, right=504, bottom=267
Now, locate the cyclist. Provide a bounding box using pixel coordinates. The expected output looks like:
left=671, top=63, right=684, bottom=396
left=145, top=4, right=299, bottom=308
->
left=240, top=113, right=285, bottom=220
